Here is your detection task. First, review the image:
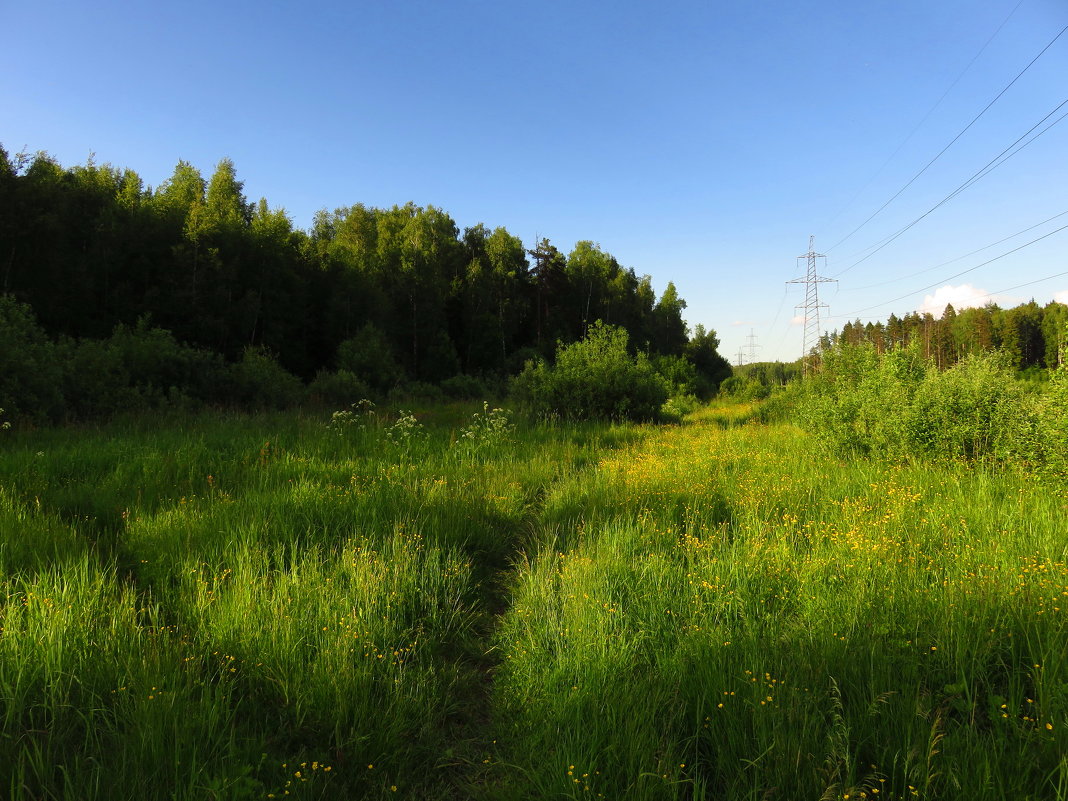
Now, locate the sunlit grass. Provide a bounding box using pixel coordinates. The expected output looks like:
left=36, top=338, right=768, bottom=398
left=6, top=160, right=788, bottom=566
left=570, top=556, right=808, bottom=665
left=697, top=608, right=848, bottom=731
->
left=1, top=403, right=1065, bottom=798
left=494, top=406, right=1068, bottom=799
left=0, top=404, right=642, bottom=799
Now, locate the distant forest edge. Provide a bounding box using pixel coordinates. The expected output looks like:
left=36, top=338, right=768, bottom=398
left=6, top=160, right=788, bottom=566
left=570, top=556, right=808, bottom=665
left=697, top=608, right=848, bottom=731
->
left=828, top=301, right=1068, bottom=374
left=4, top=147, right=1066, bottom=427
left=0, top=148, right=732, bottom=422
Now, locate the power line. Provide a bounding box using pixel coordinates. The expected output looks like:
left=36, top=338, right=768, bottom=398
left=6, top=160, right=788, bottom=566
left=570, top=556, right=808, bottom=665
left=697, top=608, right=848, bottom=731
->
left=846, top=209, right=1068, bottom=291
left=832, top=95, right=1068, bottom=278
left=977, top=269, right=1068, bottom=301
left=767, top=283, right=788, bottom=334
left=827, top=266, right=1068, bottom=327
left=826, top=22, right=1068, bottom=255
left=787, top=236, right=836, bottom=374
left=744, top=328, right=762, bottom=363
left=822, top=0, right=1025, bottom=240
left=837, top=222, right=1068, bottom=319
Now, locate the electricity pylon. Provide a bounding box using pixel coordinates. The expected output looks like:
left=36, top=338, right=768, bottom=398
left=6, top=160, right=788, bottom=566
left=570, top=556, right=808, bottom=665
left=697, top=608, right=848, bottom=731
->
left=787, top=236, right=836, bottom=375
left=745, top=328, right=761, bottom=364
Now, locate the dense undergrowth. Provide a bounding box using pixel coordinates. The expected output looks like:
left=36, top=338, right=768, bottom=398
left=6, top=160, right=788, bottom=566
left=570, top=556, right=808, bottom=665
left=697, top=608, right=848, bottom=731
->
left=761, top=343, right=1068, bottom=476
left=1, top=397, right=1065, bottom=799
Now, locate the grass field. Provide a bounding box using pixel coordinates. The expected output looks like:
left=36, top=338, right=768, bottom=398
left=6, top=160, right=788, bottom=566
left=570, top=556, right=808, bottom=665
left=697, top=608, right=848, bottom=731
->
left=1, top=402, right=1065, bottom=799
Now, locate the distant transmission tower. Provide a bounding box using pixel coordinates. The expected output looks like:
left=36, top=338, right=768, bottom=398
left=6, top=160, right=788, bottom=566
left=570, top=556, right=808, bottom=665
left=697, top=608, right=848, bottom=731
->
left=744, top=328, right=761, bottom=364
left=787, top=236, right=837, bottom=375
left=735, top=347, right=745, bottom=367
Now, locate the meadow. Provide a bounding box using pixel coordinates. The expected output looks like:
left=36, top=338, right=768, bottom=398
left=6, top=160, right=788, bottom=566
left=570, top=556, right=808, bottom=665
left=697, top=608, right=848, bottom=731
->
left=0, top=401, right=1064, bottom=799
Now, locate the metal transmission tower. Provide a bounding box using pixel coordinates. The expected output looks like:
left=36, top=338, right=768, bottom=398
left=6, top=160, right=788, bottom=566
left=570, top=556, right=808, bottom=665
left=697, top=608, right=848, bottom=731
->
left=735, top=347, right=745, bottom=367
left=787, top=236, right=837, bottom=374
left=744, top=328, right=761, bottom=364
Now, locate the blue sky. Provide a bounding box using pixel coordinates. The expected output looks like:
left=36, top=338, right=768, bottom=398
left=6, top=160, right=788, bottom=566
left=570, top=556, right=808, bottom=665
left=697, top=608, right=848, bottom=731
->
left=3, top=0, right=1066, bottom=361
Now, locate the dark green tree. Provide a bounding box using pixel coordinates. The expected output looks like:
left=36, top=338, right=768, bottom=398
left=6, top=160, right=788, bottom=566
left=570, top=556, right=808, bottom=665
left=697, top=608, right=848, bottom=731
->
left=650, top=281, right=688, bottom=356
left=685, top=324, right=732, bottom=397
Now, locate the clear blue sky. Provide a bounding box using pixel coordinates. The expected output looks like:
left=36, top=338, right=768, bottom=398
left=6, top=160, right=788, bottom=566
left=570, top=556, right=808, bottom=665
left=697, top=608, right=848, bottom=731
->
left=3, top=0, right=1066, bottom=362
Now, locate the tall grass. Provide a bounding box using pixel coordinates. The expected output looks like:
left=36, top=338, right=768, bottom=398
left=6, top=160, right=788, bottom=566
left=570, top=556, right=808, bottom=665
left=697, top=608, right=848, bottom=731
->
left=2, top=402, right=1065, bottom=798
left=0, top=404, right=642, bottom=799
left=493, top=408, right=1068, bottom=799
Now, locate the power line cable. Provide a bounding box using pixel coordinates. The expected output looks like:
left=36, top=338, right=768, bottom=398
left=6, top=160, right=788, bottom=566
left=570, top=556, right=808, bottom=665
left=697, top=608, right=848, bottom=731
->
left=767, top=283, right=788, bottom=332
left=830, top=267, right=1068, bottom=324
left=825, top=22, right=1068, bottom=255
left=838, top=222, right=1068, bottom=318
left=974, top=269, right=1068, bottom=301
left=822, top=0, right=1025, bottom=241
left=845, top=209, right=1068, bottom=291
left=832, top=96, right=1068, bottom=278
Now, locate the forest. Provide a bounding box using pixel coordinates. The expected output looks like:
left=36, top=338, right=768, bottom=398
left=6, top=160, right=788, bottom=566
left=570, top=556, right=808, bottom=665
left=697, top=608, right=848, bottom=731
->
left=830, top=300, right=1068, bottom=373
left=0, top=148, right=730, bottom=423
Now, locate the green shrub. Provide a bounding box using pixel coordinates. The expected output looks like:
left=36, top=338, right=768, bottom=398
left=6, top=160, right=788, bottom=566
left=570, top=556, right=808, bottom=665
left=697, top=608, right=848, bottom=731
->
left=718, top=376, right=744, bottom=397
left=440, top=374, right=491, bottom=400
left=754, top=382, right=806, bottom=423
left=1030, top=363, right=1068, bottom=476
left=307, top=369, right=371, bottom=407
left=60, top=319, right=230, bottom=418
left=388, top=381, right=445, bottom=405
left=719, top=376, right=770, bottom=401
left=57, top=336, right=139, bottom=419
left=660, top=393, right=700, bottom=422
left=226, top=347, right=303, bottom=410
left=511, top=321, right=669, bottom=422
left=793, top=343, right=921, bottom=457
left=653, top=353, right=700, bottom=397
left=336, top=324, right=404, bottom=391
left=794, top=343, right=1040, bottom=464
left=0, top=295, right=64, bottom=422
left=105, top=318, right=221, bottom=402
left=904, top=351, right=1027, bottom=462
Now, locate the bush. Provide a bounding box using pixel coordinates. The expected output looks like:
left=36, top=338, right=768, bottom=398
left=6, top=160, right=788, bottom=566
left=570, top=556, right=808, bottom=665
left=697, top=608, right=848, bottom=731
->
left=1030, top=364, right=1068, bottom=476
left=336, top=324, right=404, bottom=392
left=653, top=354, right=700, bottom=397
left=511, top=321, right=669, bottom=422
left=793, top=343, right=921, bottom=458
left=0, top=295, right=64, bottom=422
left=61, top=319, right=230, bottom=417
left=388, top=381, right=445, bottom=405
left=661, top=393, right=700, bottom=422
left=904, top=351, right=1026, bottom=462
left=754, top=382, right=806, bottom=424
left=106, top=319, right=212, bottom=401
left=307, top=369, right=371, bottom=407
left=57, top=336, right=137, bottom=419
left=226, top=347, right=303, bottom=410
left=794, top=343, right=1037, bottom=464
left=440, top=374, right=491, bottom=400
left=719, top=376, right=770, bottom=401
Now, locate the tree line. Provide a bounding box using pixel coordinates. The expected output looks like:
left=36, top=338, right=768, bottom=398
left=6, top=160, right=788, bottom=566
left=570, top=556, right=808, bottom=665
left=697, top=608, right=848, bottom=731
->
left=0, top=147, right=731, bottom=420
left=829, top=301, right=1068, bottom=373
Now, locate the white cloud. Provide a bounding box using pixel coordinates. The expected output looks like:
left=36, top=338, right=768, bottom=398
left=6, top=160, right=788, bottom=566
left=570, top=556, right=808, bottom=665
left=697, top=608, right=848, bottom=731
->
left=1054, top=290, right=1068, bottom=305
left=731, top=320, right=754, bottom=326
left=790, top=314, right=806, bottom=327
left=919, top=284, right=1000, bottom=317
